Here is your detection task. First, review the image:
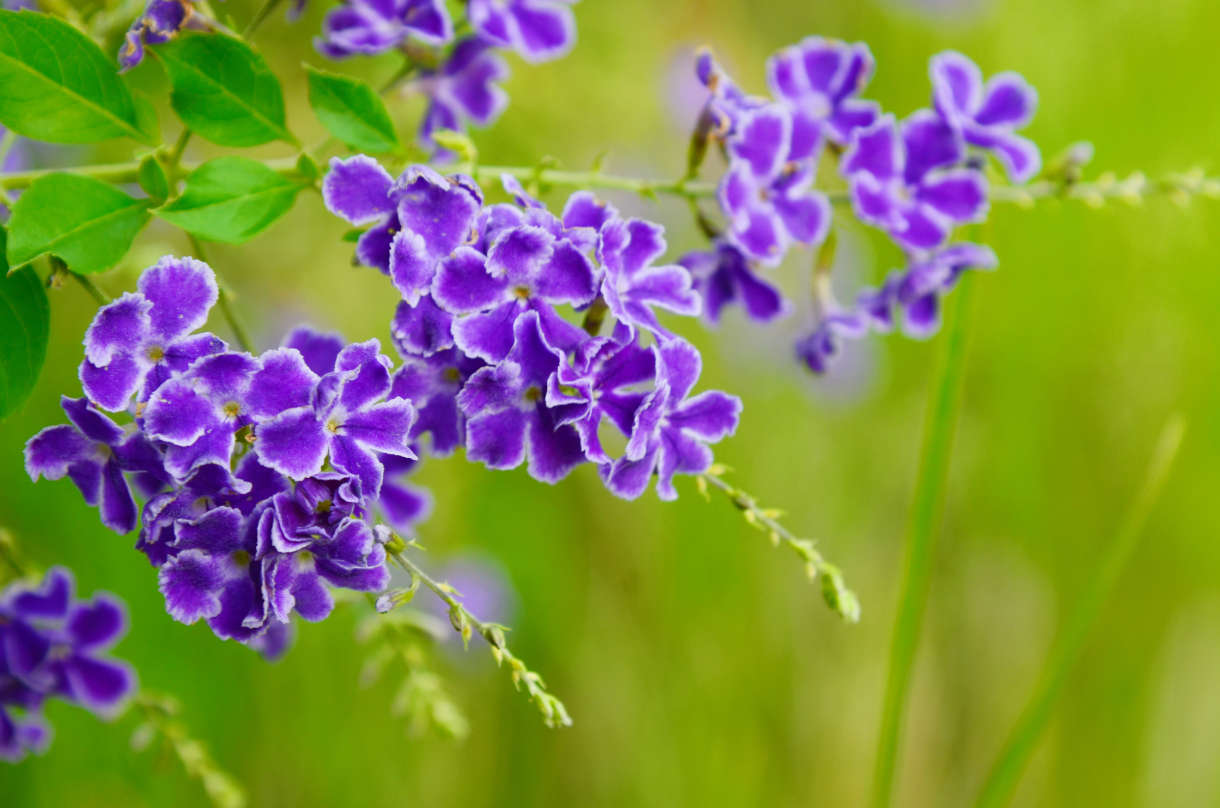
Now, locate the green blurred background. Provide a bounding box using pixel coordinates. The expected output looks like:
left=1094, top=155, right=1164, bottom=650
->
left=3, top=0, right=1219, bottom=804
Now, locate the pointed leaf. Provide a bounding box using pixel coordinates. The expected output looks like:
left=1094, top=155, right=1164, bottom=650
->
left=157, top=33, right=295, bottom=147
left=156, top=156, right=303, bottom=244
left=305, top=65, right=399, bottom=154
left=0, top=235, right=50, bottom=418
left=6, top=173, right=151, bottom=274
left=138, top=155, right=170, bottom=204
left=0, top=10, right=153, bottom=144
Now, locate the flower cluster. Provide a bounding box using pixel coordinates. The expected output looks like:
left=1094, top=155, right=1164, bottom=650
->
left=317, top=0, right=578, bottom=148
left=323, top=156, right=742, bottom=497
left=25, top=257, right=415, bottom=652
left=686, top=41, right=1039, bottom=374
left=1, top=568, right=135, bottom=762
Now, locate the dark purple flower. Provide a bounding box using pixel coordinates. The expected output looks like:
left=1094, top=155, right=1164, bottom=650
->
left=317, top=0, right=452, bottom=59
left=545, top=336, right=655, bottom=463
left=718, top=105, right=832, bottom=265
left=930, top=51, right=1040, bottom=183
left=79, top=256, right=225, bottom=413
left=417, top=38, right=510, bottom=144
left=680, top=241, right=787, bottom=324
left=766, top=37, right=880, bottom=152
left=456, top=310, right=585, bottom=482
left=255, top=340, right=416, bottom=497
left=795, top=309, right=869, bottom=375
left=322, top=158, right=483, bottom=292
left=433, top=227, right=595, bottom=362
left=119, top=0, right=191, bottom=70
left=597, top=217, right=700, bottom=340
left=0, top=567, right=135, bottom=761
left=467, top=0, right=577, bottom=63
left=842, top=112, right=987, bottom=252
left=389, top=348, right=484, bottom=455
left=391, top=297, right=456, bottom=356
left=600, top=339, right=741, bottom=501
left=25, top=397, right=168, bottom=534
left=157, top=506, right=269, bottom=641
left=283, top=327, right=345, bottom=376
left=255, top=482, right=389, bottom=622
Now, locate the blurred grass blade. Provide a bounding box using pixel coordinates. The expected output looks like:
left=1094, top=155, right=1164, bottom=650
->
left=976, top=416, right=1186, bottom=808
left=872, top=276, right=977, bottom=808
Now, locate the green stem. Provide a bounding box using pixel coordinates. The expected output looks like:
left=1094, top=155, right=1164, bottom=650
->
left=698, top=468, right=860, bottom=622
left=70, top=272, right=110, bottom=305
left=0, top=129, right=16, bottom=167
left=975, top=416, right=1185, bottom=808
left=871, top=274, right=977, bottom=808
left=241, top=0, right=285, bottom=38
left=0, top=157, right=304, bottom=191
left=386, top=543, right=572, bottom=728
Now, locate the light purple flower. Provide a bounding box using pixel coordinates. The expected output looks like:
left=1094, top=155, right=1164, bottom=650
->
left=766, top=37, right=880, bottom=152
left=600, top=339, right=741, bottom=501
left=718, top=105, right=832, bottom=265
left=467, top=0, right=577, bottom=63
left=322, top=158, right=483, bottom=294
left=597, top=217, right=700, bottom=340
left=25, top=397, right=169, bottom=534
left=255, top=340, right=416, bottom=497
left=930, top=51, right=1040, bottom=183
left=456, top=310, right=585, bottom=482
left=693, top=48, right=765, bottom=137
left=317, top=0, right=452, bottom=59
left=78, top=256, right=225, bottom=412
left=432, top=227, right=595, bottom=362
left=842, top=112, right=987, bottom=252
left=0, top=567, right=135, bottom=763
left=680, top=241, right=788, bottom=324
left=417, top=38, right=510, bottom=144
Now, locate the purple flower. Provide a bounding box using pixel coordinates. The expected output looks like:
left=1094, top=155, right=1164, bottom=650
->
left=600, top=339, right=741, bottom=500
left=158, top=505, right=270, bottom=640
left=79, top=256, right=225, bottom=413
left=467, top=0, right=577, bottom=63
left=456, top=310, right=585, bottom=482
left=433, top=227, right=595, bottom=362
left=391, top=297, right=457, bottom=356
left=842, top=112, right=987, bottom=252
left=930, top=51, right=1040, bottom=183
left=680, top=241, right=788, bottom=324
left=322, top=158, right=483, bottom=290
left=694, top=48, right=765, bottom=137
left=718, top=105, right=832, bottom=265
left=255, top=340, right=416, bottom=497
left=389, top=348, right=484, bottom=455
left=0, top=568, right=135, bottom=761
left=795, top=309, right=869, bottom=375
left=545, top=336, right=655, bottom=463
left=597, top=217, right=701, bottom=340
left=317, top=0, right=452, bottom=59
left=256, top=482, right=389, bottom=622
left=25, top=397, right=168, bottom=534
left=283, top=326, right=345, bottom=376
left=766, top=37, right=880, bottom=152
left=119, top=0, right=191, bottom=70
left=417, top=38, right=510, bottom=145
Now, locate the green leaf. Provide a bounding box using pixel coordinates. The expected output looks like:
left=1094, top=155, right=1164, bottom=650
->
left=156, top=157, right=303, bottom=244
left=0, top=233, right=50, bottom=419
left=305, top=65, right=399, bottom=154
left=157, top=34, right=295, bottom=147
left=0, top=10, right=154, bottom=144
left=6, top=173, right=151, bottom=274
left=138, top=155, right=170, bottom=204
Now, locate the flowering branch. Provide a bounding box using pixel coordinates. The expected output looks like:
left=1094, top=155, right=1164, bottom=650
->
left=993, top=168, right=1220, bottom=207
left=130, top=692, right=246, bottom=808
left=697, top=466, right=860, bottom=622
left=380, top=534, right=573, bottom=729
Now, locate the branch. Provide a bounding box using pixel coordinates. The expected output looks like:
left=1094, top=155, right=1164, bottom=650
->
left=379, top=533, right=573, bottom=728
left=697, top=466, right=860, bottom=622
left=130, top=692, right=246, bottom=808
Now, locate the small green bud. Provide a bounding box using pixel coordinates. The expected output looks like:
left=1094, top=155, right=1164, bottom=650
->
left=431, top=129, right=478, bottom=164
